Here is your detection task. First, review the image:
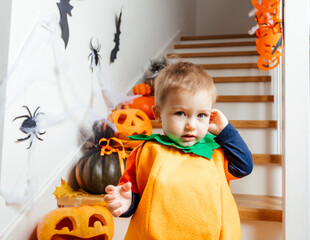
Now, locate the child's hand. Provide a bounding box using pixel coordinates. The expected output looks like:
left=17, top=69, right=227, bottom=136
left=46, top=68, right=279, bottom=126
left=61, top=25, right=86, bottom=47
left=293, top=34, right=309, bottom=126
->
left=208, top=109, right=229, bottom=136
left=103, top=182, right=132, bottom=217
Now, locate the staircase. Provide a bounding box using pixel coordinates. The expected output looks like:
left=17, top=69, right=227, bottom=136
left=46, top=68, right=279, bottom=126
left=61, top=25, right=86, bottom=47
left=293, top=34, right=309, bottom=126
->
left=158, top=33, right=283, bottom=239
left=56, top=33, right=283, bottom=240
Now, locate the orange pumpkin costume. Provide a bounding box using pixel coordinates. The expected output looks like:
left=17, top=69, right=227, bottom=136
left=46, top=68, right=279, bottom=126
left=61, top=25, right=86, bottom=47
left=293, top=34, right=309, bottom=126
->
left=119, top=140, right=241, bottom=240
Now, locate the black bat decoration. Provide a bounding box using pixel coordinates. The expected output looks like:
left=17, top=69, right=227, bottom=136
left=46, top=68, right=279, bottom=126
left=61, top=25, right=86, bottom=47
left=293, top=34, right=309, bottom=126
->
left=110, top=9, right=122, bottom=63
left=57, top=0, right=73, bottom=48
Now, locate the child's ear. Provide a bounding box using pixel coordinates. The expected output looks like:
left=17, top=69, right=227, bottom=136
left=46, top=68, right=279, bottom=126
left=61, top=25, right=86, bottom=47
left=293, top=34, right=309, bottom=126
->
left=152, top=105, right=161, bottom=122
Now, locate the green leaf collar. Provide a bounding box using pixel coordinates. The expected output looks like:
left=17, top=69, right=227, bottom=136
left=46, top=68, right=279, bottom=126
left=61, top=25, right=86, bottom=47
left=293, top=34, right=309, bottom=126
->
left=128, top=134, right=220, bottom=159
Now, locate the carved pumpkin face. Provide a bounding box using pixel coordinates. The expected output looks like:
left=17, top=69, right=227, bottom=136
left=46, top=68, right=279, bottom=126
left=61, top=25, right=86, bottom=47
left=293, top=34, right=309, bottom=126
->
left=37, top=205, right=114, bottom=240
left=257, top=55, right=280, bottom=71
left=109, top=109, right=152, bottom=140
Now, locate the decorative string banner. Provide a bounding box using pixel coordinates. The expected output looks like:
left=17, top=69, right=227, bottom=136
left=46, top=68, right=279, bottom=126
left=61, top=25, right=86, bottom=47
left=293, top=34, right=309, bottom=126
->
left=250, top=0, right=283, bottom=71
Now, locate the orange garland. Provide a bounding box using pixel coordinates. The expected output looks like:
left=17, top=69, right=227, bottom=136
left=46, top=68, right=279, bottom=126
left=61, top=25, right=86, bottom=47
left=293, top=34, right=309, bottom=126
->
left=251, top=0, right=283, bottom=71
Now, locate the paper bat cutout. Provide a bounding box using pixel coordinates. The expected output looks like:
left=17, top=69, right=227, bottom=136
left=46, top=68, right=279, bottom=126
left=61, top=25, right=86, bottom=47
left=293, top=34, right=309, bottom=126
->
left=110, top=9, right=122, bottom=63
left=57, top=0, right=73, bottom=48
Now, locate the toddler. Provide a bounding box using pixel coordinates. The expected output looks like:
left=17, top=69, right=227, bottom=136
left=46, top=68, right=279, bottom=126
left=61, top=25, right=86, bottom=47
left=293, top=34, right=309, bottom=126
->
left=104, top=62, right=253, bottom=240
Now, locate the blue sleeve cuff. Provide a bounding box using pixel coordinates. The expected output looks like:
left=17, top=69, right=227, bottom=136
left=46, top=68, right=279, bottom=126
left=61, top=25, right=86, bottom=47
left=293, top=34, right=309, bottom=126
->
left=119, top=192, right=140, bottom=218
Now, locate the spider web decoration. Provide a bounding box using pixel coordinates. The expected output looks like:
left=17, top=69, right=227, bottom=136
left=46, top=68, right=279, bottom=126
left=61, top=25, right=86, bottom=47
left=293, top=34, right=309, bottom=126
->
left=0, top=3, right=86, bottom=205
left=249, top=0, right=283, bottom=71
left=88, top=38, right=140, bottom=115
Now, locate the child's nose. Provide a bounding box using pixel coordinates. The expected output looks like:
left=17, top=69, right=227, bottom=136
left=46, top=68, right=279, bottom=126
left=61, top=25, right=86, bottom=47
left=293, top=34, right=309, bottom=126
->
left=185, top=118, right=196, bottom=131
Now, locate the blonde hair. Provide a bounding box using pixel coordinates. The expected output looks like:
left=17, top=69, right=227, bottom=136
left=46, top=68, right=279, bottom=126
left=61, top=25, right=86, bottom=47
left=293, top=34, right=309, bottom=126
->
left=154, top=61, right=217, bottom=107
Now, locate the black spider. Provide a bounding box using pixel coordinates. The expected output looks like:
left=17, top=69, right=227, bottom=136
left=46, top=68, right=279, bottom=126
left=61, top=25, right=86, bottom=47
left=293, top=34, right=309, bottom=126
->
left=13, top=106, right=46, bottom=149
left=88, top=38, right=102, bottom=70
left=149, top=58, right=167, bottom=74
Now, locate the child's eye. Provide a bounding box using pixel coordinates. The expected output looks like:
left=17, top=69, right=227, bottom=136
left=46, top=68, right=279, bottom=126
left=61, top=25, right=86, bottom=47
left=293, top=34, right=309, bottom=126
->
left=197, top=113, right=208, bottom=119
left=175, top=111, right=185, bottom=117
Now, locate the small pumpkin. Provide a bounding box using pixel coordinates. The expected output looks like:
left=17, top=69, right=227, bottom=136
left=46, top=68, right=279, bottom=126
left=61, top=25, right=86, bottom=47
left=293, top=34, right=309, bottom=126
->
left=75, top=146, right=126, bottom=194
left=133, top=83, right=152, bottom=96
left=37, top=205, right=114, bottom=240
left=109, top=108, right=152, bottom=140
left=124, top=96, right=155, bottom=119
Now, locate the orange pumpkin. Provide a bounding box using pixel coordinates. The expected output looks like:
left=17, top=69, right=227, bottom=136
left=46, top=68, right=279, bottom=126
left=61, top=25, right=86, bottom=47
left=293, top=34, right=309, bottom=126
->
left=133, top=83, right=152, bottom=96
left=109, top=109, right=152, bottom=140
left=125, top=96, right=155, bottom=119
left=37, top=205, right=114, bottom=240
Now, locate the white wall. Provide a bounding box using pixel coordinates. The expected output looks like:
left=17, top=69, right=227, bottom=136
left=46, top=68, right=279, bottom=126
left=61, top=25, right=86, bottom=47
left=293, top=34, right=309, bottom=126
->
left=0, top=0, right=12, bottom=186
left=283, top=0, right=310, bottom=239
left=0, top=0, right=196, bottom=238
left=194, top=0, right=255, bottom=35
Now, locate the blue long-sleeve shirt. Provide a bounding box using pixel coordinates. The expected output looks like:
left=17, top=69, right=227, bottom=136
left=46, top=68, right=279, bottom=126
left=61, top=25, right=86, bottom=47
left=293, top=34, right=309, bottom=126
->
left=214, top=122, right=253, bottom=178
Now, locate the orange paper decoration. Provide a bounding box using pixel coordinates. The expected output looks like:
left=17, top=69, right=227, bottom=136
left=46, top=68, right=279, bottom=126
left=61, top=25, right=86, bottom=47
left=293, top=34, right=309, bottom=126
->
left=252, top=0, right=280, bottom=13
left=251, top=0, right=283, bottom=71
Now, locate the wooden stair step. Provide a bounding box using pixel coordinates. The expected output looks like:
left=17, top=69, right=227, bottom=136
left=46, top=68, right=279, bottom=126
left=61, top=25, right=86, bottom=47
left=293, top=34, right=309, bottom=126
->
left=57, top=194, right=282, bottom=222
left=200, top=63, right=258, bottom=69
left=213, top=76, right=271, bottom=83
left=181, top=33, right=255, bottom=41
left=230, top=120, right=277, bottom=128
left=233, top=194, right=282, bottom=222
left=217, top=95, right=274, bottom=102
left=151, top=120, right=277, bottom=129
left=57, top=195, right=108, bottom=208
left=175, top=41, right=256, bottom=49
left=253, top=154, right=282, bottom=164
left=167, top=51, right=259, bottom=58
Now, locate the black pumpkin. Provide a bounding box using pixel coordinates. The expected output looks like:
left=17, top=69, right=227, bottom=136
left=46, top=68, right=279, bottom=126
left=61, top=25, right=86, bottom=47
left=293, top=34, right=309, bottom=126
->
left=75, top=148, right=126, bottom=194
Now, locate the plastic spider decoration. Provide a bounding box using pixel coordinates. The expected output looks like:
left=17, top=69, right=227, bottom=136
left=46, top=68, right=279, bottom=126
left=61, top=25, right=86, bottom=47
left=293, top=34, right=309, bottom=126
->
left=149, top=58, right=167, bottom=78
left=13, top=106, right=46, bottom=149
left=88, top=38, right=102, bottom=71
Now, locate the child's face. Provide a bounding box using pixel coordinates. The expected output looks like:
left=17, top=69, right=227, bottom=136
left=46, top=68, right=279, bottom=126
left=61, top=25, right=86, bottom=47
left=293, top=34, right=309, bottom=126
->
left=153, top=89, right=213, bottom=147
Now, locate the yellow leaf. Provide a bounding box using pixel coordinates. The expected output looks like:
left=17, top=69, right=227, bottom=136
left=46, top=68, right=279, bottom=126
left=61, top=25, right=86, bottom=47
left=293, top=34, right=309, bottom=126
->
left=53, top=179, right=88, bottom=198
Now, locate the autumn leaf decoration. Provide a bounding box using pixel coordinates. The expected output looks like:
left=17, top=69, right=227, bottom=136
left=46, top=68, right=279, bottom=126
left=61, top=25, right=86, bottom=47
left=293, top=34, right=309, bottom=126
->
left=53, top=179, right=88, bottom=198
